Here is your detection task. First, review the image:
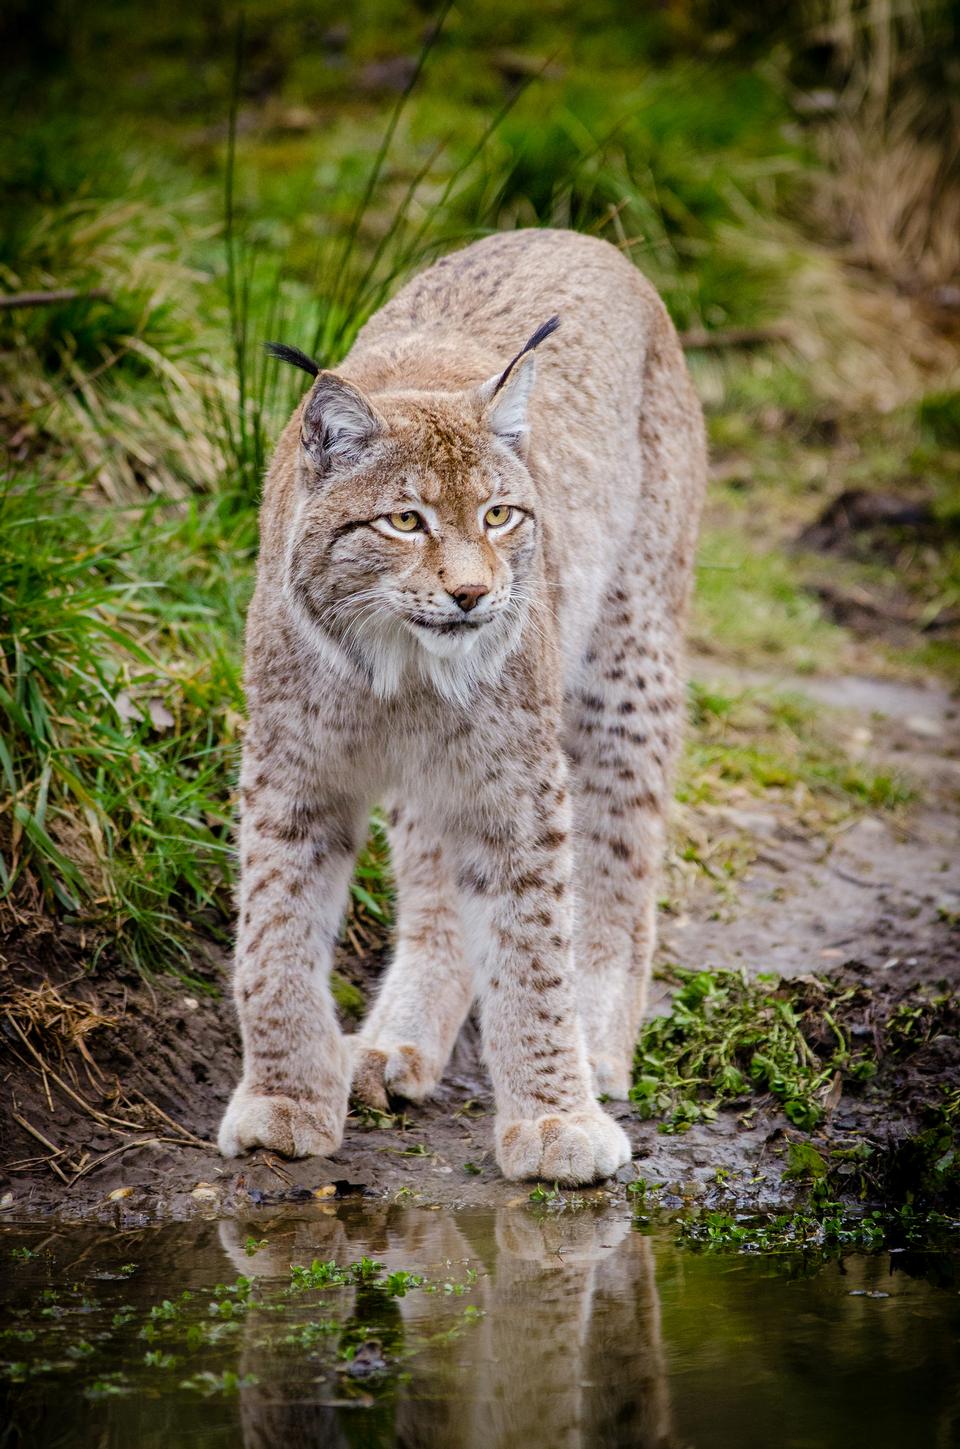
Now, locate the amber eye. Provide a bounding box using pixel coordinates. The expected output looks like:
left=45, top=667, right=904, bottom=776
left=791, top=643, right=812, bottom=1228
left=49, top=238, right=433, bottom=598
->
left=388, top=511, right=424, bottom=533
left=484, top=505, right=513, bottom=528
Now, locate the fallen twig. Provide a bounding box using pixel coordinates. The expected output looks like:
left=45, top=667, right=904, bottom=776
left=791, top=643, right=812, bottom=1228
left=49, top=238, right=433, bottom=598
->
left=10, top=1111, right=74, bottom=1183
left=4, top=1013, right=148, bottom=1133
left=259, top=1152, right=296, bottom=1185
left=65, top=1137, right=164, bottom=1187
left=127, top=1088, right=209, bottom=1149
left=63, top=1134, right=200, bottom=1187
left=679, top=323, right=792, bottom=350
left=0, top=287, right=109, bottom=311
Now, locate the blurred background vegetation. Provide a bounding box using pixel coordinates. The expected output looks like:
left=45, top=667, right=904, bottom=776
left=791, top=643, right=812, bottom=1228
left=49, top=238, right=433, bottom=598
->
left=1, top=0, right=957, bottom=977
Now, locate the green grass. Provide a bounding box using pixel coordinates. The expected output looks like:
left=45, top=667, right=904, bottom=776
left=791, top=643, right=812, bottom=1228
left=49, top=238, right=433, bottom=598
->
left=631, top=967, right=878, bottom=1133
left=1, top=2, right=956, bottom=977
left=693, top=530, right=845, bottom=672
left=673, top=1207, right=889, bottom=1252
left=0, top=480, right=250, bottom=972
left=682, top=684, right=914, bottom=815
left=0, top=475, right=399, bottom=971
left=697, top=382, right=960, bottom=685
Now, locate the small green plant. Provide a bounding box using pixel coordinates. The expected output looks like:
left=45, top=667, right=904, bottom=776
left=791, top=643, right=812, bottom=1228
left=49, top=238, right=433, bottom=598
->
left=382, top=1271, right=424, bottom=1298
left=288, top=1260, right=352, bottom=1291
left=84, top=1375, right=133, bottom=1399
left=147, top=1299, right=182, bottom=1323
left=144, top=1349, right=177, bottom=1369
left=784, top=1142, right=829, bottom=1182
left=632, top=966, right=877, bottom=1132
left=179, top=1369, right=258, bottom=1396
left=350, top=1256, right=387, bottom=1282
left=243, top=1237, right=268, bottom=1256
left=675, top=1206, right=888, bottom=1253
left=281, top=1320, right=339, bottom=1350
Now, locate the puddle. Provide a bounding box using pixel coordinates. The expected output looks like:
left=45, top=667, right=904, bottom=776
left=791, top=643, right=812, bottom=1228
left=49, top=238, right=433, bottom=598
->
left=2, top=1204, right=958, bottom=1447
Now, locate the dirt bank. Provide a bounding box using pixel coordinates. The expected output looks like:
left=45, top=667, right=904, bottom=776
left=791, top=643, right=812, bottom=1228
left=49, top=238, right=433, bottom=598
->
left=2, top=665, right=957, bottom=1221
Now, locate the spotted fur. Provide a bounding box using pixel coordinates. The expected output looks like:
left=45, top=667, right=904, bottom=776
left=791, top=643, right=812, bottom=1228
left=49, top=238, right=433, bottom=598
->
left=218, top=228, right=706, bottom=1184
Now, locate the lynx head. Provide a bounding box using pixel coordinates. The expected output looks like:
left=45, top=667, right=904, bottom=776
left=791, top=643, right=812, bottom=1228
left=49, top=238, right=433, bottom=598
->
left=275, top=319, right=558, bottom=702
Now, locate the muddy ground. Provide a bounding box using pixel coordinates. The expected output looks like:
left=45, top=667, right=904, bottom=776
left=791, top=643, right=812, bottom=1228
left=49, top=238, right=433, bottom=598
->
left=1, top=662, right=958, bottom=1222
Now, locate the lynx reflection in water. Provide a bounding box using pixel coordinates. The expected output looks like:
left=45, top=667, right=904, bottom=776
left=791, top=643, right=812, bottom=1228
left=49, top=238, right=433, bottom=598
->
left=1, top=1204, right=957, bottom=1449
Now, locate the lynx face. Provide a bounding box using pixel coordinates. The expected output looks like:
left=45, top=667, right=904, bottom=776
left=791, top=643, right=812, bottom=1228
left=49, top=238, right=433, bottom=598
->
left=283, top=354, right=541, bottom=688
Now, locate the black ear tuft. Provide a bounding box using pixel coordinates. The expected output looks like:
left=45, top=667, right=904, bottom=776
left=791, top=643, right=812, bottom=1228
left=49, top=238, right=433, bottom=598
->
left=265, top=341, right=320, bottom=378
left=492, top=314, right=560, bottom=396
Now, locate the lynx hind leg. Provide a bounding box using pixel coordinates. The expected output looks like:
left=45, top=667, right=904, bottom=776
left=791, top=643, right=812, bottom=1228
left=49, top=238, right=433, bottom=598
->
left=352, top=806, right=474, bottom=1109
left=568, top=317, right=703, bottom=1102
left=566, top=608, right=686, bottom=1100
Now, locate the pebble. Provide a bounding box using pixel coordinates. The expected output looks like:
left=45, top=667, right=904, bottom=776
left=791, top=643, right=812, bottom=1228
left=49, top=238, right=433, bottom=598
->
left=904, top=715, right=943, bottom=740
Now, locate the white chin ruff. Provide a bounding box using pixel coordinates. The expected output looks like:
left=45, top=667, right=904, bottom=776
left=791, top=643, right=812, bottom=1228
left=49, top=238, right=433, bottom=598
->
left=287, top=594, right=523, bottom=706
left=410, top=623, right=483, bottom=659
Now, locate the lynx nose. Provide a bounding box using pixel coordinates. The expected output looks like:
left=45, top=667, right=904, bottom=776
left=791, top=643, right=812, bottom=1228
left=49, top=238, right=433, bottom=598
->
left=449, top=583, right=489, bottom=613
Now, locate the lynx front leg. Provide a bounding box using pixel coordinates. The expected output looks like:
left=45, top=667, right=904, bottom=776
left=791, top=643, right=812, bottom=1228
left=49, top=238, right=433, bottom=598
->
left=218, top=737, right=367, bottom=1159
left=458, top=756, right=630, bottom=1185
left=352, top=805, right=474, bottom=1109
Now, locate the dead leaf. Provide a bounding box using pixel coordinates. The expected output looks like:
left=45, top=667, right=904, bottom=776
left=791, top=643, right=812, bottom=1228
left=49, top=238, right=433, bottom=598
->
left=114, top=691, right=139, bottom=726
left=146, top=697, right=175, bottom=731
left=822, top=1071, right=843, bottom=1116
left=107, top=1186, right=134, bottom=1201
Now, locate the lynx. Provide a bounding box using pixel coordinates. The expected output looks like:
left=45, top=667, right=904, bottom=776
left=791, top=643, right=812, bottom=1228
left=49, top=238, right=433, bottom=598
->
left=218, top=228, right=706, bottom=1185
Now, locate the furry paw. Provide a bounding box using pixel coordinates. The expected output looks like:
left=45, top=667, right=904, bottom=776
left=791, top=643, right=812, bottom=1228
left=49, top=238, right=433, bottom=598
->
left=590, top=1054, right=633, bottom=1100
left=495, top=1107, right=631, bottom=1185
left=351, top=1040, right=439, bottom=1109
left=218, top=1084, right=345, bottom=1159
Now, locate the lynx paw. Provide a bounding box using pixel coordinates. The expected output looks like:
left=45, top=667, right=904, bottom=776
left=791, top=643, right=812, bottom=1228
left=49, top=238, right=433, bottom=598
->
left=495, top=1107, right=631, bottom=1185
left=218, top=1084, right=345, bottom=1159
left=351, top=1041, right=439, bottom=1110
left=590, top=1054, right=633, bottom=1100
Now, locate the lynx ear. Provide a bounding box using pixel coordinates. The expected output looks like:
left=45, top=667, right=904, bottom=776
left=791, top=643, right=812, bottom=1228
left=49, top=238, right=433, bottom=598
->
left=301, top=372, right=382, bottom=475
left=480, top=352, right=537, bottom=452
left=479, top=314, right=559, bottom=454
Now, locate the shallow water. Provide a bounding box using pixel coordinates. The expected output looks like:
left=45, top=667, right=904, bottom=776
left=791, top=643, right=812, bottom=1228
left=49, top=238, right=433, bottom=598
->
left=2, top=1204, right=958, bottom=1448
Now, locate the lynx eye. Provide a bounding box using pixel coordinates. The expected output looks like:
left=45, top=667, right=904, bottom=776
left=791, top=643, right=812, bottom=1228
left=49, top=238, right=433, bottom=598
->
left=484, top=505, right=513, bottom=529
left=388, top=511, right=424, bottom=533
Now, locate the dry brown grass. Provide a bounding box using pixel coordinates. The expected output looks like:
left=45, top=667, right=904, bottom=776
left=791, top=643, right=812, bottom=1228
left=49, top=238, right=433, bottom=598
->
left=0, top=195, right=226, bottom=500
left=817, top=106, right=960, bottom=295
left=1, top=976, right=116, bottom=1082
